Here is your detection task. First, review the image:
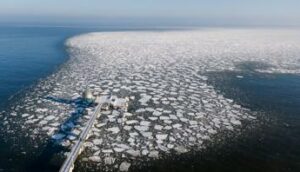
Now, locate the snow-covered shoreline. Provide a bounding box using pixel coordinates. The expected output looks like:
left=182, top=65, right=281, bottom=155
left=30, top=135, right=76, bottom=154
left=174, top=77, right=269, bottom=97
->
left=1, top=29, right=300, bottom=171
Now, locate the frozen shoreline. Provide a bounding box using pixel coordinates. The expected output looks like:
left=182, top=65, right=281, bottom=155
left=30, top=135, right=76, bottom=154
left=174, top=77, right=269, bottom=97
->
left=1, top=29, right=300, bottom=171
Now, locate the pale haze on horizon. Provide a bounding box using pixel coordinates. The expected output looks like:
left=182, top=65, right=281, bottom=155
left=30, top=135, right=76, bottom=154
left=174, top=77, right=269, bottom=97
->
left=0, top=0, right=299, bottom=26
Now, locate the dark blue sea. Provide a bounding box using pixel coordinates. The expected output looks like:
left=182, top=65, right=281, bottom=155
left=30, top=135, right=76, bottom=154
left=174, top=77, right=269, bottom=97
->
left=0, top=25, right=108, bottom=108
left=0, top=26, right=299, bottom=171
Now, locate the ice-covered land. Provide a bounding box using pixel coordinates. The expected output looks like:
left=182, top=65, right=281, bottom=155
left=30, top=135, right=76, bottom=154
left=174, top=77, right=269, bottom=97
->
left=1, top=29, right=300, bottom=171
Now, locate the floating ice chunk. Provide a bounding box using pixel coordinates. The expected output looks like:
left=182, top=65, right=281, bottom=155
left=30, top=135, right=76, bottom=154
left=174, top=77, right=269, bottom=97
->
left=174, top=146, right=189, bottom=154
left=124, top=125, right=132, bottom=130
left=141, top=132, right=153, bottom=138
left=61, top=140, right=70, bottom=147
left=163, top=110, right=172, bottom=114
left=189, top=137, right=196, bottom=142
left=46, top=127, right=56, bottom=136
left=140, top=121, right=151, bottom=126
left=84, top=142, right=93, bottom=147
left=139, top=94, right=151, bottom=104
left=154, top=125, right=163, bottom=130
left=212, top=118, right=220, bottom=124
left=22, top=113, right=30, bottom=118
left=179, top=118, right=188, bottom=122
left=207, top=129, right=217, bottom=134
left=116, top=144, right=130, bottom=150
left=119, top=161, right=131, bottom=172
left=230, top=118, right=242, bottom=125
left=162, top=101, right=170, bottom=105
left=169, top=114, right=178, bottom=120
left=102, top=149, right=113, bottom=153
left=25, top=119, right=35, bottom=124
left=72, top=129, right=81, bottom=136
left=89, top=156, right=101, bottom=162
left=134, top=125, right=149, bottom=132
left=148, top=151, right=159, bottom=158
left=148, top=117, right=158, bottom=121
left=163, top=120, right=172, bottom=124
left=112, top=98, right=128, bottom=110
left=112, top=110, right=120, bottom=116
left=94, top=150, right=100, bottom=156
left=67, top=135, right=77, bottom=141
left=36, top=108, right=48, bottom=113
left=126, top=149, right=140, bottom=157
left=114, top=147, right=125, bottom=152
left=156, top=134, right=168, bottom=140
left=129, top=132, right=139, bottom=137
left=233, top=104, right=241, bottom=109
left=126, top=120, right=138, bottom=125
left=167, top=144, right=174, bottom=149
left=164, top=126, right=172, bottom=130
left=248, top=115, right=256, bottom=120
left=189, top=120, right=198, bottom=125
left=93, top=139, right=103, bottom=145
left=123, top=112, right=133, bottom=117
left=195, top=112, right=204, bottom=118
left=158, top=144, right=169, bottom=152
left=107, top=127, right=120, bottom=134
left=50, top=122, right=60, bottom=127
left=52, top=133, right=65, bottom=140
left=226, top=125, right=234, bottom=130
left=142, top=149, right=149, bottom=155
left=172, top=123, right=182, bottom=128
left=159, top=116, right=170, bottom=120
left=39, top=120, right=48, bottom=125
left=176, top=112, right=183, bottom=117
left=145, top=107, right=155, bottom=112
left=153, top=111, right=162, bottom=116
left=136, top=108, right=145, bottom=113
left=187, top=113, right=195, bottom=116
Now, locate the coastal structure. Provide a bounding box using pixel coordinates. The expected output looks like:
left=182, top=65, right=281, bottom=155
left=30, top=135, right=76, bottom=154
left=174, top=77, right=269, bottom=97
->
left=59, top=90, right=129, bottom=172
left=82, top=88, right=95, bottom=103
left=59, top=100, right=103, bottom=172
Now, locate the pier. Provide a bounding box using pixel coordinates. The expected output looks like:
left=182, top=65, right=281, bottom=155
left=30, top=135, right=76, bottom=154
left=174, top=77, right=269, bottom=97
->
left=59, top=103, right=102, bottom=172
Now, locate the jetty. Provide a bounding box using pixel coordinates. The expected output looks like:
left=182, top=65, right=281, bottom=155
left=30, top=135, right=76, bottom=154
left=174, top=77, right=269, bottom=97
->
left=59, top=89, right=129, bottom=172
left=59, top=102, right=102, bottom=172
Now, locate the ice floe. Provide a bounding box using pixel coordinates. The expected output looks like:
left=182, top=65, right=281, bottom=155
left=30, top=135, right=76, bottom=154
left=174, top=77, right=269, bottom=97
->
left=3, top=29, right=300, bottom=171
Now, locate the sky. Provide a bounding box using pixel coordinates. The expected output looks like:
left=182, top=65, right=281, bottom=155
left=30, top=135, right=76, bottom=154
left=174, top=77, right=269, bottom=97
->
left=0, top=0, right=300, bottom=26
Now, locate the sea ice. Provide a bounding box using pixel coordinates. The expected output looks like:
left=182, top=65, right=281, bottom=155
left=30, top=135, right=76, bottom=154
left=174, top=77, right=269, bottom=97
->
left=119, top=161, right=131, bottom=172
left=12, top=30, right=297, bottom=170
left=107, top=127, right=120, bottom=134
left=156, top=134, right=168, bottom=140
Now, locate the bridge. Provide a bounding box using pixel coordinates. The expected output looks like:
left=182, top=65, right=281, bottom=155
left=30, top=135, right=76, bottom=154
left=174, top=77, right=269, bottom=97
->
left=59, top=103, right=102, bottom=172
